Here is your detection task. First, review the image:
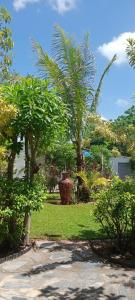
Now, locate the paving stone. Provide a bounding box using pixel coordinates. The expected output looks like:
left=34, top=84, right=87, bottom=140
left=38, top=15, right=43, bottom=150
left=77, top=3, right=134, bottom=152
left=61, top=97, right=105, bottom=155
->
left=0, top=241, right=134, bottom=299
left=11, top=297, right=27, bottom=300
left=2, top=260, right=27, bottom=272
left=50, top=250, right=72, bottom=262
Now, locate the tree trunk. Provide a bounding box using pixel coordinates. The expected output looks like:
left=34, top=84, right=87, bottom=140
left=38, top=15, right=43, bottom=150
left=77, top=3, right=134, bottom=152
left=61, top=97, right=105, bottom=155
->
left=7, top=136, right=17, bottom=180
left=76, top=139, right=84, bottom=201
left=25, top=133, right=30, bottom=181
left=29, top=133, right=36, bottom=183
left=23, top=132, right=36, bottom=246
left=7, top=136, right=19, bottom=247
left=76, top=140, right=83, bottom=172
left=23, top=212, right=31, bottom=246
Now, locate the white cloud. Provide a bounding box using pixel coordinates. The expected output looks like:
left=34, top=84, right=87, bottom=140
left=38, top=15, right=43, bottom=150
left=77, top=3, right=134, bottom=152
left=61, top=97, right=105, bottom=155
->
left=13, top=0, right=39, bottom=11
left=101, top=115, right=108, bottom=121
left=98, top=32, right=135, bottom=65
left=13, top=0, right=77, bottom=13
left=49, top=0, right=76, bottom=13
left=116, top=99, right=128, bottom=108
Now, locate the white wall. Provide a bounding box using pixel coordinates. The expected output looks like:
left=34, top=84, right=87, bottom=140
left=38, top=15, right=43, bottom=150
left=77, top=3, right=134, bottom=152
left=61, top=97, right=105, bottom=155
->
left=14, top=143, right=25, bottom=178
left=110, top=156, right=130, bottom=176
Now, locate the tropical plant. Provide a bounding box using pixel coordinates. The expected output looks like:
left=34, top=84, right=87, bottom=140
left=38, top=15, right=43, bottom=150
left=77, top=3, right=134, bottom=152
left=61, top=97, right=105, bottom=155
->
left=0, top=176, right=46, bottom=248
left=33, top=25, right=116, bottom=173
left=127, top=38, right=135, bottom=69
left=76, top=170, right=110, bottom=202
left=1, top=77, right=66, bottom=244
left=94, top=177, right=135, bottom=251
left=1, top=77, right=66, bottom=181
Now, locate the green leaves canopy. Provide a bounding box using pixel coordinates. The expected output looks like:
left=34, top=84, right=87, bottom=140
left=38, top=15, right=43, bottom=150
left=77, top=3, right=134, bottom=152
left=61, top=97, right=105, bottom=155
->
left=1, top=77, right=67, bottom=151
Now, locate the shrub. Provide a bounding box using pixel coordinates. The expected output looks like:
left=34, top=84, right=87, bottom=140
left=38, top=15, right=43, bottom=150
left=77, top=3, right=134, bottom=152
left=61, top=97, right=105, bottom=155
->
left=0, top=176, right=46, bottom=248
left=76, top=170, right=110, bottom=202
left=94, top=177, right=135, bottom=252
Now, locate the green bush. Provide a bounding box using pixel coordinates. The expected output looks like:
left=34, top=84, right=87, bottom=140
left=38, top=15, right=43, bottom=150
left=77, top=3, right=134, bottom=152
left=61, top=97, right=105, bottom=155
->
left=94, top=177, right=135, bottom=251
left=0, top=176, right=46, bottom=248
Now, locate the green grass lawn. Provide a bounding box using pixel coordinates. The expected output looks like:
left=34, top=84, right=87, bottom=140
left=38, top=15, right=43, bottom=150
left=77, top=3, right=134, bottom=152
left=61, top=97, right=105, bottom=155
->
left=31, top=203, right=103, bottom=240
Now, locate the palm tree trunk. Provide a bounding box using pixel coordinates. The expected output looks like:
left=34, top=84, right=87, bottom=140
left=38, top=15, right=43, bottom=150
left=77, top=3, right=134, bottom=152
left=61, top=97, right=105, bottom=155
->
left=76, top=139, right=83, bottom=201
left=76, top=140, right=83, bottom=172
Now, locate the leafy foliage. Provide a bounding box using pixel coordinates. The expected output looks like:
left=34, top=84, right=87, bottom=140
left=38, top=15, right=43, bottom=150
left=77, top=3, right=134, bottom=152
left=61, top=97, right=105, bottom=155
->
left=46, top=140, right=76, bottom=172
left=2, top=77, right=66, bottom=143
left=0, top=6, right=13, bottom=82
left=0, top=96, right=17, bottom=130
left=112, top=105, right=135, bottom=158
left=0, top=76, right=67, bottom=245
left=0, top=176, right=46, bottom=247
left=0, top=96, right=17, bottom=174
left=94, top=177, right=135, bottom=251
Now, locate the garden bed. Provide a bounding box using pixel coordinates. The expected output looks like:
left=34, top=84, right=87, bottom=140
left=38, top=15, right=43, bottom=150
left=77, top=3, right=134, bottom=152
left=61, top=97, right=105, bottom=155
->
left=90, top=240, right=135, bottom=268
left=0, top=244, right=32, bottom=264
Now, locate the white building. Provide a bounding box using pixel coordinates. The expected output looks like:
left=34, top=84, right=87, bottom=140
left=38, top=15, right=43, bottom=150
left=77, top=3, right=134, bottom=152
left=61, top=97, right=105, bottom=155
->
left=110, top=156, right=134, bottom=179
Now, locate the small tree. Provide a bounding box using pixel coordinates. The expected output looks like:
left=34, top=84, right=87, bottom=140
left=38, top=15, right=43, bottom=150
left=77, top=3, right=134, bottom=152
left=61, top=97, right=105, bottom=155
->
left=0, top=6, right=13, bottom=82
left=1, top=77, right=66, bottom=244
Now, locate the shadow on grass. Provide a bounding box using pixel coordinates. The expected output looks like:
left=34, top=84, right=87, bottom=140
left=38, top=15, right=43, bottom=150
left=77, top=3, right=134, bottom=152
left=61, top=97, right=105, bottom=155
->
left=71, top=224, right=107, bottom=240
left=38, top=225, right=105, bottom=241
left=38, top=286, right=125, bottom=299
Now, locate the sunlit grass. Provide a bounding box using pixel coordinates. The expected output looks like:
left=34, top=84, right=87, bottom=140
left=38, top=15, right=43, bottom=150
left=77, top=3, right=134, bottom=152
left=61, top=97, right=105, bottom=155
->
left=31, top=203, right=102, bottom=240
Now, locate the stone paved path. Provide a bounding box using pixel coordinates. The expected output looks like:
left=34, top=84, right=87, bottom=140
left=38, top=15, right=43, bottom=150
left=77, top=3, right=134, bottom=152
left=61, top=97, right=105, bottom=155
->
left=0, top=241, right=135, bottom=299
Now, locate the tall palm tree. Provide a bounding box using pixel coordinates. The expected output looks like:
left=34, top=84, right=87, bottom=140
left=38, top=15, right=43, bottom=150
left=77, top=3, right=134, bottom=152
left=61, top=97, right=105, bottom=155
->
left=33, top=25, right=116, bottom=171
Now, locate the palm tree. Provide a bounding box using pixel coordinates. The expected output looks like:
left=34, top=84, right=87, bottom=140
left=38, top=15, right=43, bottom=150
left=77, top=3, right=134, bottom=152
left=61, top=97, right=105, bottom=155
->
left=126, top=39, right=135, bottom=68
left=33, top=25, right=116, bottom=172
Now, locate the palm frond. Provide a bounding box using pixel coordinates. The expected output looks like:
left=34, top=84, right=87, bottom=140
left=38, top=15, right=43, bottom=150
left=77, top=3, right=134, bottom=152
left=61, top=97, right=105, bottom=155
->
left=81, top=33, right=96, bottom=88
left=126, top=38, right=135, bottom=69
left=32, top=39, right=67, bottom=90
left=52, top=25, right=73, bottom=73
left=90, top=54, right=117, bottom=113
left=33, top=26, right=96, bottom=141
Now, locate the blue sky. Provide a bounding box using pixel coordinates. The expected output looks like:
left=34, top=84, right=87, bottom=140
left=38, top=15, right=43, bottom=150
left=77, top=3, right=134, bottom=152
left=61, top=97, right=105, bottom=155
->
left=2, top=0, right=135, bottom=119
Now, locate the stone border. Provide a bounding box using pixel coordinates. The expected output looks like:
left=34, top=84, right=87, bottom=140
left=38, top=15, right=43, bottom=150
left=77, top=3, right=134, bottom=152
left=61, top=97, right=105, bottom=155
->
left=0, top=244, right=32, bottom=265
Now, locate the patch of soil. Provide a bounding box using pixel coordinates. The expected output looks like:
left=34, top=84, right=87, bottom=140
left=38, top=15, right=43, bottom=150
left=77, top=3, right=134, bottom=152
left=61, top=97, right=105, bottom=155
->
left=90, top=240, right=135, bottom=268
left=0, top=243, right=32, bottom=263
left=47, top=200, right=61, bottom=205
